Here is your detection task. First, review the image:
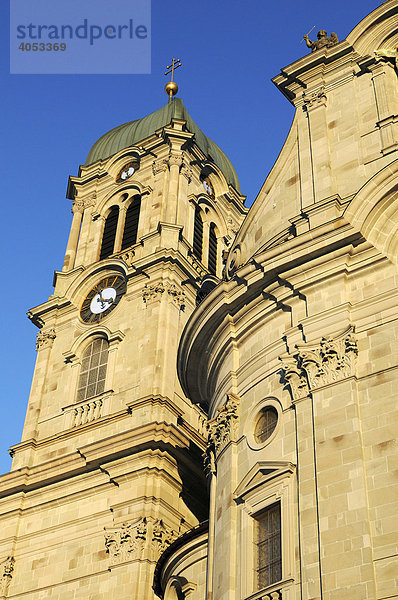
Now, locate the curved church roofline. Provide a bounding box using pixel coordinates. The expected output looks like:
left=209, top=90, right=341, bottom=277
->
left=227, top=0, right=397, bottom=271
left=152, top=520, right=209, bottom=599
left=346, top=0, right=398, bottom=54
left=177, top=217, right=363, bottom=407
left=84, top=97, right=241, bottom=193
left=225, top=110, right=299, bottom=267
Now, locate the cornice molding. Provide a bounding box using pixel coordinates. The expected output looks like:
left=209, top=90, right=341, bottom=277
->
left=178, top=218, right=363, bottom=406
left=3, top=422, right=193, bottom=501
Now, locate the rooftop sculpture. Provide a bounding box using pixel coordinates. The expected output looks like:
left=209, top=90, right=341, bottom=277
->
left=303, top=29, right=339, bottom=52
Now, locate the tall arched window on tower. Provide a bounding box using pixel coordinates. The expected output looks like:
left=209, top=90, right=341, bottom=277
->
left=76, top=338, right=109, bottom=402
left=208, top=222, right=218, bottom=275
left=193, top=205, right=203, bottom=261
left=121, top=196, right=141, bottom=250
left=100, top=206, right=119, bottom=260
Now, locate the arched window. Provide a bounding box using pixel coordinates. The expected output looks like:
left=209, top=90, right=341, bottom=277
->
left=121, top=196, right=141, bottom=250
left=208, top=222, right=217, bottom=275
left=76, top=338, right=109, bottom=402
left=193, top=206, right=203, bottom=261
left=100, top=206, right=119, bottom=260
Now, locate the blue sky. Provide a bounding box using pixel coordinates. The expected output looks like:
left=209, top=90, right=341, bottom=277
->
left=0, top=0, right=378, bottom=475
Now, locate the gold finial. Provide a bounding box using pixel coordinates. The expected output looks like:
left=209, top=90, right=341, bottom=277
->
left=164, top=58, right=182, bottom=101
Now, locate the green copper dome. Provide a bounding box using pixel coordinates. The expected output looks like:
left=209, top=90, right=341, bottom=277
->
left=85, top=98, right=241, bottom=192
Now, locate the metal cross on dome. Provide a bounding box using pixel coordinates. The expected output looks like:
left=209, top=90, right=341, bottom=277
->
left=164, top=58, right=182, bottom=100
left=164, top=58, right=182, bottom=80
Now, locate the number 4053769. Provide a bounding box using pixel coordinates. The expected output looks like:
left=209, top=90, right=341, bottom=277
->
left=18, top=42, right=66, bottom=51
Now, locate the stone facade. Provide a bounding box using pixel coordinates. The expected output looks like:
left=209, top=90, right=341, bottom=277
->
left=0, top=79, right=246, bottom=600
left=1, top=3, right=398, bottom=600
left=164, top=3, right=398, bottom=600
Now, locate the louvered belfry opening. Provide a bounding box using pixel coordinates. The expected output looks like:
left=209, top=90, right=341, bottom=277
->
left=99, top=206, right=119, bottom=260
left=208, top=223, right=218, bottom=275
left=122, top=196, right=141, bottom=250
left=193, top=206, right=203, bottom=261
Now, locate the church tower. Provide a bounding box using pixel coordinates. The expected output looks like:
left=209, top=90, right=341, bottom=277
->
left=0, top=80, right=246, bottom=599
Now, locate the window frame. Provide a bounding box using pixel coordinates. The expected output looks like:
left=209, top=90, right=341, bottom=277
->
left=121, top=195, right=141, bottom=251
left=193, top=205, right=204, bottom=261
left=63, top=327, right=125, bottom=426
left=76, top=337, right=109, bottom=403
left=254, top=502, right=282, bottom=590
left=99, top=205, right=119, bottom=260
left=234, top=462, right=296, bottom=600
left=246, top=398, right=282, bottom=451
left=208, top=222, right=218, bottom=276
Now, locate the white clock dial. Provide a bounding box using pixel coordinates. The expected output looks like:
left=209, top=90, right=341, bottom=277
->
left=90, top=287, right=117, bottom=314
left=120, top=165, right=135, bottom=181
left=81, top=276, right=126, bottom=323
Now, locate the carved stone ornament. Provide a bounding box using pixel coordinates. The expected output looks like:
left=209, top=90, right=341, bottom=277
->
left=36, top=328, right=56, bottom=351
left=374, top=47, right=398, bottom=68
left=152, top=159, right=169, bottom=176
left=303, top=86, right=327, bottom=110
left=226, top=217, right=239, bottom=239
left=72, top=199, right=85, bottom=214
left=104, top=518, right=147, bottom=565
left=151, top=519, right=178, bottom=560
left=278, top=357, right=310, bottom=401
left=203, top=394, right=240, bottom=474
left=104, top=517, right=177, bottom=565
left=187, top=251, right=207, bottom=278
left=72, top=197, right=96, bottom=214
left=112, top=247, right=135, bottom=267
left=180, top=164, right=193, bottom=183
left=280, top=329, right=358, bottom=400
left=226, top=244, right=242, bottom=279
left=142, top=282, right=185, bottom=309
left=168, top=152, right=183, bottom=168
left=0, top=556, right=15, bottom=596
left=303, top=30, right=338, bottom=52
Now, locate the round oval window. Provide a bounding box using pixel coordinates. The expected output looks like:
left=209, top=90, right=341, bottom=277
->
left=254, top=406, right=278, bottom=444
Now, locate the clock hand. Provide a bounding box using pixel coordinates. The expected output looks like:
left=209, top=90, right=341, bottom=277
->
left=99, top=292, right=114, bottom=305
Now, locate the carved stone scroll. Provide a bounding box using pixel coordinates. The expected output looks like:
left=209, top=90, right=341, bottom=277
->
left=142, top=282, right=185, bottom=309
left=104, top=518, right=147, bottom=565
left=104, top=517, right=177, bottom=565
left=203, top=394, right=240, bottom=473
left=166, top=284, right=186, bottom=308
left=36, top=329, right=56, bottom=351
left=152, top=159, right=169, bottom=176
left=280, top=328, right=358, bottom=400
left=112, top=247, right=135, bottom=267
left=181, top=164, right=193, bottom=183
left=374, top=47, right=398, bottom=69
left=0, top=556, right=15, bottom=597
left=72, top=197, right=96, bottom=214
left=279, top=356, right=309, bottom=401
left=151, top=519, right=177, bottom=560
left=168, top=153, right=183, bottom=168
left=303, top=86, right=327, bottom=110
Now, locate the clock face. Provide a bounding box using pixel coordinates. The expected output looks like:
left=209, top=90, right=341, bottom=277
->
left=117, top=161, right=136, bottom=182
left=80, top=275, right=126, bottom=323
